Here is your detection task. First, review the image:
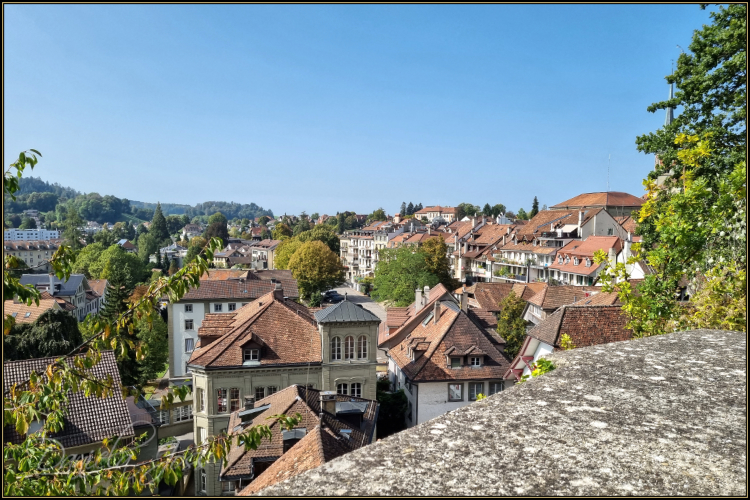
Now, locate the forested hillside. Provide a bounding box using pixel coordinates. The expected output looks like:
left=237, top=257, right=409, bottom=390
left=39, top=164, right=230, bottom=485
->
left=4, top=176, right=273, bottom=227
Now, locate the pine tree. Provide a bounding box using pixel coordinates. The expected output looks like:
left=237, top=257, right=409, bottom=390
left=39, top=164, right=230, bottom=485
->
left=101, top=266, right=134, bottom=323
left=530, top=197, right=540, bottom=218
left=400, top=202, right=407, bottom=216
left=406, top=202, right=414, bottom=215
left=415, top=203, right=423, bottom=211
left=168, top=258, right=179, bottom=276
left=155, top=250, right=162, bottom=270
left=483, top=203, right=492, bottom=216
left=149, top=202, right=170, bottom=243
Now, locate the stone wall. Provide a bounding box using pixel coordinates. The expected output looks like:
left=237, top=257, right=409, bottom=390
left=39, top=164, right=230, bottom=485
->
left=258, top=329, right=746, bottom=496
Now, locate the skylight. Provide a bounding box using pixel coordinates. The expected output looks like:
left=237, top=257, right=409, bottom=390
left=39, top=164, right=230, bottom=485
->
left=421, top=312, right=434, bottom=326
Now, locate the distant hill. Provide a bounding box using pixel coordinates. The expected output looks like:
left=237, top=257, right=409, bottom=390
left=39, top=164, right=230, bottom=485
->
left=4, top=177, right=273, bottom=225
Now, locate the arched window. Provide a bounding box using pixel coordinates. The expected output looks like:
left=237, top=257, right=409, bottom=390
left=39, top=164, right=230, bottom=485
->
left=358, top=335, right=368, bottom=360
left=330, top=336, right=341, bottom=361
left=344, top=336, right=355, bottom=360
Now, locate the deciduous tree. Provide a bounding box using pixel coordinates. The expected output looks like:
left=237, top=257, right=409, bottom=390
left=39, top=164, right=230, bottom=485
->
left=288, top=241, right=345, bottom=299
left=421, top=237, right=457, bottom=291
left=371, top=246, right=440, bottom=306
left=496, top=291, right=527, bottom=358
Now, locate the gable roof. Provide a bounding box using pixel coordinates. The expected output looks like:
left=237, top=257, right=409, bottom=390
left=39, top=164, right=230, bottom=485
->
left=3, top=298, right=62, bottom=323
left=377, top=283, right=452, bottom=348
left=526, top=304, right=633, bottom=348
left=20, top=274, right=86, bottom=297
left=187, top=291, right=320, bottom=369
left=3, top=351, right=134, bottom=448
left=527, top=285, right=599, bottom=311
left=314, top=300, right=381, bottom=324
left=179, top=278, right=299, bottom=301
left=387, top=302, right=510, bottom=382
left=551, top=192, right=645, bottom=210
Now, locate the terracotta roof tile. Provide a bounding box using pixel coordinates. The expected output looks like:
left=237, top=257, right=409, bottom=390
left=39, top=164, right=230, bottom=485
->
left=3, top=351, right=134, bottom=448
left=551, top=192, right=644, bottom=210
left=526, top=304, right=633, bottom=348
left=3, top=299, right=62, bottom=323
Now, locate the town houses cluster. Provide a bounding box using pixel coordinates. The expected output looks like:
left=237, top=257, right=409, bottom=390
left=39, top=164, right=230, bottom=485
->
left=5, top=189, right=663, bottom=496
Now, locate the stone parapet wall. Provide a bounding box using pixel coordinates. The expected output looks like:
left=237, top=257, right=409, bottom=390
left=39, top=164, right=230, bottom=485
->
left=258, top=329, right=746, bottom=496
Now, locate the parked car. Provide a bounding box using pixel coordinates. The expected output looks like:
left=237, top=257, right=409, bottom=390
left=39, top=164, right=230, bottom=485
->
left=322, top=290, right=344, bottom=303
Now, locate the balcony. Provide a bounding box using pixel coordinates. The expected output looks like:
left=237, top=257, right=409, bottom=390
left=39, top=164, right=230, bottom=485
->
left=539, top=231, right=577, bottom=239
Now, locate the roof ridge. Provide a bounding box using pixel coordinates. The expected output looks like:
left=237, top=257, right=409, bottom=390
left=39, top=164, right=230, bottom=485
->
left=411, top=309, right=461, bottom=380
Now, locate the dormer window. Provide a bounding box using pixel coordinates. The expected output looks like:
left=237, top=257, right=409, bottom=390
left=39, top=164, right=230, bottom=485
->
left=558, top=256, right=563, bottom=264
left=585, top=258, right=592, bottom=267
left=244, top=349, right=260, bottom=362
left=574, top=257, right=580, bottom=265
left=469, top=356, right=481, bottom=367
left=450, top=357, right=462, bottom=369
left=565, top=256, right=570, bottom=264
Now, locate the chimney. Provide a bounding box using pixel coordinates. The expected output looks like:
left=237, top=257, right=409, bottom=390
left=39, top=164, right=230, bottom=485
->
left=415, top=288, right=423, bottom=312
left=428, top=226, right=431, bottom=235
left=471, top=218, right=476, bottom=228
left=423, top=285, right=431, bottom=302
left=608, top=246, right=617, bottom=265
left=49, top=274, right=55, bottom=296
left=506, top=226, right=511, bottom=235
left=244, top=396, right=255, bottom=410
left=460, top=290, right=468, bottom=312
left=433, top=301, right=441, bottom=324
left=320, top=391, right=337, bottom=415
left=273, top=282, right=284, bottom=301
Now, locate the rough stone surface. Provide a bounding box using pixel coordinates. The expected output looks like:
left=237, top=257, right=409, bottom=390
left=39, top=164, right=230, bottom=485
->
left=257, top=330, right=746, bottom=496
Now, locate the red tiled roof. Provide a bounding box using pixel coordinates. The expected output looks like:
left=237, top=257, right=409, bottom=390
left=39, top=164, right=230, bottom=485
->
left=378, top=283, right=450, bottom=348
left=615, top=215, right=637, bottom=234
left=188, top=291, right=319, bottom=369
left=87, top=279, right=108, bottom=297
left=4, top=298, right=62, bottom=323
left=526, top=304, right=633, bottom=348
left=527, top=285, right=599, bottom=311
left=551, top=192, right=645, bottom=210
left=549, top=237, right=622, bottom=276
left=181, top=278, right=299, bottom=301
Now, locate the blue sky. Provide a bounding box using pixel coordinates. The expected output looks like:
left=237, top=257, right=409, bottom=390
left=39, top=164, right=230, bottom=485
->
left=4, top=4, right=712, bottom=216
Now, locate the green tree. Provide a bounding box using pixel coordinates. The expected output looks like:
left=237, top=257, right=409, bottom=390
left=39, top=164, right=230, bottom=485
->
left=96, top=245, right=147, bottom=286
left=292, top=217, right=311, bottom=236
left=61, top=207, right=84, bottom=250
left=421, top=237, right=457, bottom=290
left=310, top=212, right=319, bottom=221
left=3, top=309, right=83, bottom=362
left=93, top=225, right=118, bottom=247
left=491, top=204, right=506, bottom=218
left=275, top=239, right=304, bottom=270
left=482, top=203, right=492, bottom=216
left=517, top=208, right=528, bottom=220
left=337, top=214, right=345, bottom=234
left=596, top=4, right=747, bottom=337
left=137, top=232, right=159, bottom=265
left=208, top=211, right=228, bottom=227
left=118, top=313, right=169, bottom=389
left=371, top=246, right=440, bottom=306
left=496, top=291, right=527, bottom=358
left=406, top=202, right=414, bottom=215
left=72, top=242, right=106, bottom=278
left=530, top=197, right=539, bottom=218
left=400, top=202, right=407, bottom=216
left=19, top=216, right=37, bottom=229
left=297, top=223, right=341, bottom=254
left=168, top=258, right=179, bottom=276
left=369, top=207, right=387, bottom=221
left=272, top=222, right=292, bottom=240
left=260, top=227, right=272, bottom=240
left=6, top=213, right=22, bottom=228
left=258, top=215, right=270, bottom=226
left=376, top=379, right=407, bottom=439
left=288, top=241, right=345, bottom=299
left=205, top=221, right=230, bottom=247
left=149, top=202, right=170, bottom=243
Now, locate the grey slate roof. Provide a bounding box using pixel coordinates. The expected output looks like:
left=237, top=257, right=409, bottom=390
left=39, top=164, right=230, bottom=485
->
left=314, top=300, right=381, bottom=324
left=3, top=351, right=135, bottom=448
left=20, top=274, right=85, bottom=297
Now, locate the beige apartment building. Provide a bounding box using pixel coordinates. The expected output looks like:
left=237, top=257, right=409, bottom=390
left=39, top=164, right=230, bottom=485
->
left=187, top=287, right=380, bottom=496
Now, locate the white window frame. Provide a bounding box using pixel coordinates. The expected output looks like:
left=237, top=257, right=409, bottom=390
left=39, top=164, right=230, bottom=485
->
left=244, top=348, right=259, bottom=361
left=184, top=319, right=194, bottom=331
left=357, top=335, right=368, bottom=360
left=448, top=383, right=463, bottom=402
left=214, top=303, right=223, bottom=312
left=185, top=338, right=194, bottom=353
left=200, top=469, right=207, bottom=492
left=229, top=388, right=240, bottom=412
left=344, top=336, right=355, bottom=360
left=331, top=337, right=342, bottom=361
left=469, top=356, right=481, bottom=367
left=469, top=382, right=483, bottom=401
left=350, top=383, right=362, bottom=398
left=228, top=303, right=236, bottom=312
left=198, top=388, right=205, bottom=412
left=184, top=304, right=193, bottom=313
left=217, top=388, right=228, bottom=413
left=173, top=404, right=192, bottom=422
left=337, top=383, right=348, bottom=395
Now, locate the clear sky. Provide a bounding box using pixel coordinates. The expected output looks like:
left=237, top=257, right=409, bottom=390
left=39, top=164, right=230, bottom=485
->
left=4, top=4, right=713, bottom=216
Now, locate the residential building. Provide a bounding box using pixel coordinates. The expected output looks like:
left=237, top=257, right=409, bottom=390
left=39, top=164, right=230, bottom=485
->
left=548, top=236, right=622, bottom=286
left=4, top=296, right=65, bottom=323
left=117, top=239, right=137, bottom=253
left=213, top=243, right=256, bottom=269
left=550, top=191, right=645, bottom=217
left=491, top=208, right=624, bottom=284
left=217, top=386, right=378, bottom=495
left=504, top=304, right=632, bottom=383
left=19, top=274, right=102, bottom=321
left=3, top=239, right=62, bottom=273
left=83, top=221, right=104, bottom=234
left=413, top=206, right=458, bottom=223
left=3, top=351, right=136, bottom=459
left=340, top=230, right=378, bottom=281
left=168, top=276, right=300, bottom=380
left=187, top=289, right=380, bottom=495
left=379, top=284, right=510, bottom=428
left=248, top=239, right=281, bottom=270
left=452, top=223, right=515, bottom=283
left=182, top=224, right=203, bottom=240
left=3, top=228, right=60, bottom=241
left=524, top=284, right=602, bottom=325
